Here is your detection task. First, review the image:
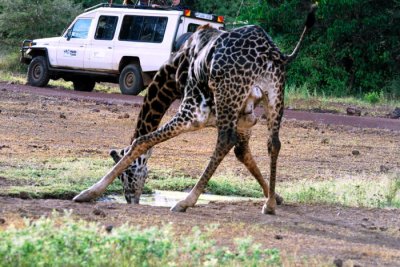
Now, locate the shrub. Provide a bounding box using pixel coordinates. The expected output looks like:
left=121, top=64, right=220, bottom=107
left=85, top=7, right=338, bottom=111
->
left=363, top=91, right=381, bottom=104
left=0, top=213, right=282, bottom=266
left=0, top=0, right=81, bottom=44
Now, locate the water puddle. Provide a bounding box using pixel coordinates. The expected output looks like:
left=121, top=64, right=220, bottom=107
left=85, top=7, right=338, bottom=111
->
left=100, top=190, right=259, bottom=207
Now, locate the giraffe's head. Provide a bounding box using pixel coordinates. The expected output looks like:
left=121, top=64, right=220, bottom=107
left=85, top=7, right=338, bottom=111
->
left=109, top=147, right=151, bottom=204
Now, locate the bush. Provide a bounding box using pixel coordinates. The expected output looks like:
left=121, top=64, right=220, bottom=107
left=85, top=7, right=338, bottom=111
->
left=0, top=0, right=82, bottom=44
left=0, top=213, right=282, bottom=267
left=363, top=91, right=381, bottom=104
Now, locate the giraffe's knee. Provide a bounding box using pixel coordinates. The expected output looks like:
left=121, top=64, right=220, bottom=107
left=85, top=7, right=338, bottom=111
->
left=234, top=145, right=246, bottom=162
left=268, top=135, right=281, bottom=155
left=219, top=129, right=238, bottom=147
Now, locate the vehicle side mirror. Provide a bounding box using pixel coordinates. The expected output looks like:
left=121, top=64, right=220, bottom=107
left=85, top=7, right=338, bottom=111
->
left=66, top=29, right=72, bottom=41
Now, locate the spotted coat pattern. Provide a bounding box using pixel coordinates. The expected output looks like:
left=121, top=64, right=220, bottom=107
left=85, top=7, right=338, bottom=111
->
left=74, top=7, right=316, bottom=215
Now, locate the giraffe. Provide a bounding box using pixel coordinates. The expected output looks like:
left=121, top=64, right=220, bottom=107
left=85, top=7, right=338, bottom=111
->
left=74, top=6, right=316, bottom=215
left=108, top=46, right=284, bottom=205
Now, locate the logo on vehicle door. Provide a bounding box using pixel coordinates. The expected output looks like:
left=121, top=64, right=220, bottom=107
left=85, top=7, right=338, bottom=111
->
left=63, top=49, right=77, bottom=57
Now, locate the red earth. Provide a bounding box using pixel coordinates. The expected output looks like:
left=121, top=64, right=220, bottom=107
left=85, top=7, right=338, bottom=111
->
left=0, top=82, right=399, bottom=266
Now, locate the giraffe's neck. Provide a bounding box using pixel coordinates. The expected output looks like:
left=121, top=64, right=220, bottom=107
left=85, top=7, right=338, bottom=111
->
left=116, top=56, right=185, bottom=203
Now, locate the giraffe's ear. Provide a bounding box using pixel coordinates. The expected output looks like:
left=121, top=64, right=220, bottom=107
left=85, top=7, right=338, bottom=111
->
left=109, top=149, right=121, bottom=163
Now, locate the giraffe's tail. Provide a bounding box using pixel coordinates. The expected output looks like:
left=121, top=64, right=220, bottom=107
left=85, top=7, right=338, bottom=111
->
left=285, top=4, right=317, bottom=64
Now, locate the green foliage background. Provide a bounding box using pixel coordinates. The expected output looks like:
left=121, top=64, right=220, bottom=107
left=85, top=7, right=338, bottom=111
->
left=0, top=0, right=399, bottom=97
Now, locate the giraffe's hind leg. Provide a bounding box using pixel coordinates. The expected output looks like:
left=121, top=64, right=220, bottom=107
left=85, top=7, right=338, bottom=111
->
left=233, top=129, right=283, bottom=207
left=260, top=83, right=284, bottom=215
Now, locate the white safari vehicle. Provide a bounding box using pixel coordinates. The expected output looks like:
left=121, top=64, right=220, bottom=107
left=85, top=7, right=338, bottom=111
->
left=20, top=3, right=224, bottom=95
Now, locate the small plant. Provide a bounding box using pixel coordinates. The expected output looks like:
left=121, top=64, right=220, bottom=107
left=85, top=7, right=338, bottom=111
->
left=363, top=91, right=381, bottom=104
left=385, top=176, right=400, bottom=206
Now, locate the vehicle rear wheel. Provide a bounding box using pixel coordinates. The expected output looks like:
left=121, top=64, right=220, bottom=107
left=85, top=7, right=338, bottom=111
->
left=27, top=56, right=50, bottom=87
left=119, top=64, right=143, bottom=95
left=72, top=78, right=95, bottom=92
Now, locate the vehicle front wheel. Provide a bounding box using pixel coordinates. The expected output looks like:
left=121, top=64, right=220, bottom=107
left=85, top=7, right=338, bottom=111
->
left=27, top=56, right=50, bottom=87
left=119, top=64, right=143, bottom=95
left=72, top=78, right=95, bottom=92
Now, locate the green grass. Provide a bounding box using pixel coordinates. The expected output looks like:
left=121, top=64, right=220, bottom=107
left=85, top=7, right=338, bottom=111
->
left=0, top=51, right=26, bottom=73
left=0, top=158, right=124, bottom=199
left=0, top=213, right=281, bottom=267
left=0, top=70, right=121, bottom=94
left=1, top=158, right=399, bottom=208
left=149, top=170, right=400, bottom=209
left=280, top=174, right=400, bottom=208
left=284, top=84, right=400, bottom=111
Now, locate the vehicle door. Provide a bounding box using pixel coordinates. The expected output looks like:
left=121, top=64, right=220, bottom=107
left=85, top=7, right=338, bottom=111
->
left=56, top=18, right=92, bottom=69
left=86, top=15, right=119, bottom=71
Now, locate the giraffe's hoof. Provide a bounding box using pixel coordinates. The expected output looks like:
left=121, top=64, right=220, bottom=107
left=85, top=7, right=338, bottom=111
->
left=73, top=189, right=100, bottom=202
left=262, top=204, right=276, bottom=215
left=276, top=194, right=284, bottom=205
left=170, top=202, right=188, bottom=213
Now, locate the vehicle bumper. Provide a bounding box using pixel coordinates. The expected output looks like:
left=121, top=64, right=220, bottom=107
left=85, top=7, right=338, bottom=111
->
left=20, top=39, right=33, bottom=64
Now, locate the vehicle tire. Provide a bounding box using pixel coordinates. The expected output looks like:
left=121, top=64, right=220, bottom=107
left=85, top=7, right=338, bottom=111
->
left=72, top=78, right=95, bottom=92
left=174, top=32, right=192, bottom=52
left=27, top=56, right=50, bottom=87
left=119, top=64, right=143, bottom=95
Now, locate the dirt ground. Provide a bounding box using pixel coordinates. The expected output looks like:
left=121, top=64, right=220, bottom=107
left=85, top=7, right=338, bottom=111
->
left=0, top=82, right=400, bottom=266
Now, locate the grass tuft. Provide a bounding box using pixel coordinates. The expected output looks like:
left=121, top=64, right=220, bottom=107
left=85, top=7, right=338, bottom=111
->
left=0, top=213, right=281, bottom=267
left=280, top=174, right=400, bottom=208
left=0, top=158, right=123, bottom=198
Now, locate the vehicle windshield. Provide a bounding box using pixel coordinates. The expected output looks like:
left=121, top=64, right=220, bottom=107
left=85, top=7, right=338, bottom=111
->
left=65, top=18, right=93, bottom=39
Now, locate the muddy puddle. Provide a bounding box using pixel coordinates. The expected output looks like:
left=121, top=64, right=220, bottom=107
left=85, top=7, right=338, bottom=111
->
left=100, top=190, right=259, bottom=207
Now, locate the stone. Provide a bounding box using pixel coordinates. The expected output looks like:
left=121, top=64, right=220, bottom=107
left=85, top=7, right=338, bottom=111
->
left=19, top=192, right=31, bottom=199
left=321, top=138, right=329, bottom=144
left=93, top=208, right=106, bottom=217
left=389, top=107, right=400, bottom=119
left=380, top=165, right=390, bottom=173
left=346, top=107, right=361, bottom=116
left=333, top=258, right=343, bottom=267
left=105, top=225, right=114, bottom=233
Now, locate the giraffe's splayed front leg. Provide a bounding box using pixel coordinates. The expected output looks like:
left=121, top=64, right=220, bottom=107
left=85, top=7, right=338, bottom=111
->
left=110, top=147, right=151, bottom=204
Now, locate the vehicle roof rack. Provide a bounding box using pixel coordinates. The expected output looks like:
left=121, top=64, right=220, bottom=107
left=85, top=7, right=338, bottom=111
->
left=84, top=2, right=179, bottom=12
left=84, top=2, right=225, bottom=24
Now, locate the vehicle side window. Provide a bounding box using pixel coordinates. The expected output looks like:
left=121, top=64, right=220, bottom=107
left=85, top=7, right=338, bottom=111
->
left=187, top=23, right=200, bottom=33
left=119, top=15, right=168, bottom=43
left=95, top=16, right=118, bottom=40
left=69, top=19, right=92, bottom=39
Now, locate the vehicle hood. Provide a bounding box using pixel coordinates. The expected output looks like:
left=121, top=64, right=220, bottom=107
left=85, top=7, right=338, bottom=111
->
left=32, top=37, right=63, bottom=47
